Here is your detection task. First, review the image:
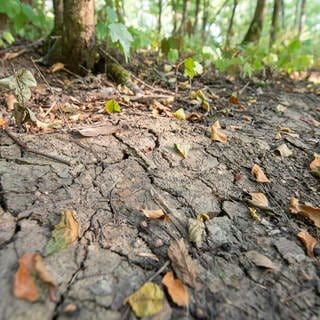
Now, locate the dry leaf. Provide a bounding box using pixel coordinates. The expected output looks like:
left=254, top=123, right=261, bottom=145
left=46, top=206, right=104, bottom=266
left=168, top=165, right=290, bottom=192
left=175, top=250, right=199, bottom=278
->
left=289, top=198, right=320, bottom=228
left=210, top=120, right=228, bottom=143
left=0, top=117, right=7, bottom=129
left=44, top=209, right=79, bottom=256
left=162, top=272, right=189, bottom=307
left=49, top=62, right=65, bottom=73
left=188, top=218, right=205, bottom=247
left=167, top=239, right=199, bottom=288
left=13, top=253, right=56, bottom=302
left=245, top=251, right=278, bottom=270
left=310, top=154, right=320, bottom=170
left=248, top=193, right=269, bottom=208
left=127, top=282, right=164, bottom=318
left=275, top=144, right=293, bottom=157
left=174, top=143, right=190, bottom=158
left=297, top=230, right=317, bottom=258
left=173, top=108, right=186, bottom=120
left=229, top=95, right=239, bottom=104
left=248, top=207, right=261, bottom=221
left=143, top=209, right=165, bottom=219
left=251, top=164, right=270, bottom=183
left=5, top=93, right=16, bottom=110
left=76, top=125, right=121, bottom=137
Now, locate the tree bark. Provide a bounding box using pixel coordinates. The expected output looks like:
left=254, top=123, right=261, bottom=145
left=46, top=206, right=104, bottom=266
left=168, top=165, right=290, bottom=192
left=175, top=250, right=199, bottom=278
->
left=178, top=0, right=189, bottom=35
left=192, top=0, right=200, bottom=34
left=46, top=0, right=96, bottom=75
left=224, top=0, right=238, bottom=50
left=158, top=0, right=163, bottom=34
left=201, top=0, right=209, bottom=42
left=242, top=0, right=267, bottom=44
left=297, top=0, right=306, bottom=38
left=269, top=0, right=281, bottom=47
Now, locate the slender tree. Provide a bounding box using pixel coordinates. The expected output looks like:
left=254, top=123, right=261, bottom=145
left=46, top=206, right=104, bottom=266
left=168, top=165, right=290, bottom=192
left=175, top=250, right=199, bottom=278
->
left=193, top=0, right=201, bottom=34
left=178, top=0, right=189, bottom=35
left=269, top=0, right=281, bottom=47
left=158, top=0, right=163, bottom=34
left=297, top=0, right=306, bottom=38
left=225, top=0, right=238, bottom=50
left=201, top=0, right=209, bottom=42
left=242, top=0, right=267, bottom=44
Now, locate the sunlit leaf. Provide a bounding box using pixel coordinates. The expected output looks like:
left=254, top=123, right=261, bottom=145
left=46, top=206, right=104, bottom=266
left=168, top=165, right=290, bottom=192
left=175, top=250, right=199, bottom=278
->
left=173, top=108, right=186, bottom=120
left=251, top=164, right=270, bottom=183
left=44, top=209, right=79, bottom=256
left=184, top=57, right=195, bottom=79
left=49, top=62, right=65, bottom=73
left=248, top=207, right=261, bottom=221
left=174, top=143, right=190, bottom=158
left=162, top=272, right=189, bottom=307
left=105, top=99, right=121, bottom=113
left=297, top=230, right=317, bottom=258
left=275, top=144, right=293, bottom=157
left=289, top=197, right=320, bottom=228
left=248, top=193, right=269, bottom=208
left=142, top=209, right=165, bottom=219
left=210, top=120, right=227, bottom=143
left=109, top=23, right=133, bottom=61
left=127, top=282, right=164, bottom=317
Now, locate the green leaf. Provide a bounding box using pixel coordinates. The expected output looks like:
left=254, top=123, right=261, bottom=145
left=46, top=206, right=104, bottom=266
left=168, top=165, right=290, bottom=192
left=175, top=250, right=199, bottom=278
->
left=106, top=7, right=117, bottom=24
left=184, top=57, right=196, bottom=79
left=0, top=69, right=37, bottom=104
left=2, top=31, right=15, bottom=44
left=105, top=99, right=121, bottom=113
left=108, top=23, right=133, bottom=61
left=168, top=48, right=179, bottom=64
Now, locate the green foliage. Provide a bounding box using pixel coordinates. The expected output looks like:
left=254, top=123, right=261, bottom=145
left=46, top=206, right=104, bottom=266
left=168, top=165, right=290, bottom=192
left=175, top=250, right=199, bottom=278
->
left=184, top=57, right=203, bottom=80
left=0, top=0, right=52, bottom=47
left=105, top=100, right=121, bottom=113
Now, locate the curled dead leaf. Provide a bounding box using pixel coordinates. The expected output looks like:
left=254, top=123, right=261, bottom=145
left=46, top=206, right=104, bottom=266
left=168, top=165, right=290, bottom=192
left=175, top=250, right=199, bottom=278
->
left=310, top=154, right=320, bottom=170
left=143, top=209, right=165, bottom=219
left=275, top=144, right=293, bottom=157
left=174, top=143, right=190, bottom=158
left=13, top=253, right=57, bottom=302
left=188, top=218, right=205, bottom=247
left=289, top=197, right=320, bottom=228
left=162, top=272, right=189, bottom=307
left=248, top=193, right=269, bottom=208
left=210, top=120, right=228, bottom=143
left=44, top=209, right=79, bottom=256
left=251, top=164, right=270, bottom=183
left=245, top=250, right=278, bottom=270
left=49, top=62, right=65, bottom=73
left=167, top=239, right=199, bottom=288
left=297, top=230, right=317, bottom=258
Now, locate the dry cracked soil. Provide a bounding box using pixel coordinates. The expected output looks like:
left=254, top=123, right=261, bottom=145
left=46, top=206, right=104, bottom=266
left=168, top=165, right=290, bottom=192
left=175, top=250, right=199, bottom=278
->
left=0, top=55, right=320, bottom=320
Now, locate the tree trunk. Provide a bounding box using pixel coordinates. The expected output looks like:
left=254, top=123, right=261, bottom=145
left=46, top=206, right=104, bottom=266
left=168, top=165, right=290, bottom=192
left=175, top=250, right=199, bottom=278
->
left=0, top=13, right=8, bottom=32
left=297, top=0, right=306, bottom=38
left=158, top=0, right=163, bottom=34
left=192, top=0, right=200, bottom=34
left=242, top=0, right=267, bottom=44
left=201, top=0, right=209, bottom=42
left=269, top=0, right=281, bottom=47
left=178, top=0, right=189, bottom=35
left=52, top=0, right=64, bottom=37
left=224, top=0, right=238, bottom=50
left=46, top=0, right=96, bottom=75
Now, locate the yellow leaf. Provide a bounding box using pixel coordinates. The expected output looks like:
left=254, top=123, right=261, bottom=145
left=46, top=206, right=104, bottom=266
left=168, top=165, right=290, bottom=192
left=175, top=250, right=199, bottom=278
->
left=196, top=213, right=210, bottom=222
left=44, top=209, right=79, bottom=256
left=248, top=207, right=261, bottom=221
left=297, top=230, right=317, bottom=258
left=251, top=164, right=270, bottom=183
left=174, top=143, right=190, bottom=158
left=49, top=62, right=65, bottom=73
left=162, top=272, right=189, bottom=307
left=202, top=100, right=210, bottom=111
left=143, top=209, right=165, bottom=219
left=210, top=120, right=227, bottom=143
left=127, top=282, right=164, bottom=318
left=173, top=108, right=186, bottom=120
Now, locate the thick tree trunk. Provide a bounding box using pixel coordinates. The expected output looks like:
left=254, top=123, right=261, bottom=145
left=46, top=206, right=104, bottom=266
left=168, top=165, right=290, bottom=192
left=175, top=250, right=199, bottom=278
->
left=46, top=0, right=96, bottom=75
left=269, top=0, right=281, bottom=47
left=242, top=0, right=266, bottom=44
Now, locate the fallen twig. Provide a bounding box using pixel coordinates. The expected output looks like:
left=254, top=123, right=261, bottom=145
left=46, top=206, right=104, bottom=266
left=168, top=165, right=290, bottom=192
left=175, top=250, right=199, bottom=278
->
left=3, top=127, right=72, bottom=166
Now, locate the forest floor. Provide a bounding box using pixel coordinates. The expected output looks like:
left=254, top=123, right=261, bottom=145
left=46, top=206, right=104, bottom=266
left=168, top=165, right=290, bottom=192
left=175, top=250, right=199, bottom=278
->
left=0, top=47, right=320, bottom=320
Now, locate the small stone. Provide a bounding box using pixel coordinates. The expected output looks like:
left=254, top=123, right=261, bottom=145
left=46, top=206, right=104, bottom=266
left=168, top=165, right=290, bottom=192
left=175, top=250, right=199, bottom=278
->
left=274, top=237, right=306, bottom=264
left=154, top=238, right=163, bottom=248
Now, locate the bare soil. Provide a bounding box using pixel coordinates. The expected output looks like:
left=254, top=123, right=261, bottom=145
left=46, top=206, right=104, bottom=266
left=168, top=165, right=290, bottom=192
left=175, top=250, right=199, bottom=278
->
left=0, top=50, right=320, bottom=320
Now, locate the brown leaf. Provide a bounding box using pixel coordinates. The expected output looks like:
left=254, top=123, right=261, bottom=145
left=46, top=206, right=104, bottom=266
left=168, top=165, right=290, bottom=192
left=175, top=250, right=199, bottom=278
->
left=229, top=95, right=239, bottom=105
left=245, top=251, right=278, bottom=270
left=251, top=164, right=270, bottom=183
left=13, top=253, right=57, bottom=302
left=248, top=193, right=269, bottom=208
left=289, top=197, right=320, bottom=228
left=5, top=93, right=16, bottom=110
left=310, top=154, right=320, bottom=171
left=210, top=120, right=228, bottom=143
left=77, top=124, right=121, bottom=137
left=143, top=209, right=165, bottom=219
left=49, top=62, right=65, bottom=73
left=162, top=271, right=189, bottom=307
left=275, top=144, right=293, bottom=157
left=167, top=239, right=199, bottom=288
left=297, top=230, right=317, bottom=258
